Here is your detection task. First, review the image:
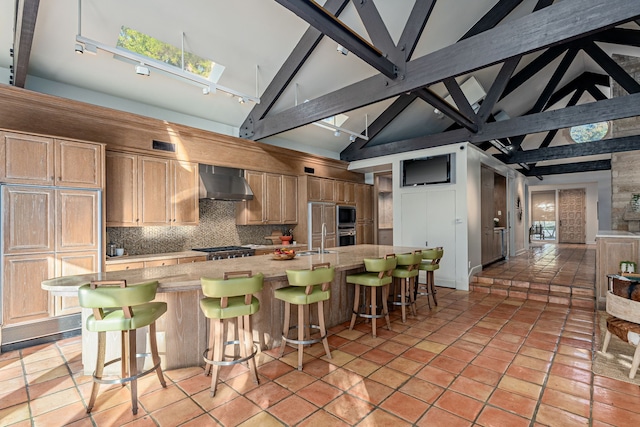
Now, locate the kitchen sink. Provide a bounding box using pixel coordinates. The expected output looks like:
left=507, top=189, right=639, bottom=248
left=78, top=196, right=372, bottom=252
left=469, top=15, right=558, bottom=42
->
left=297, top=250, right=338, bottom=256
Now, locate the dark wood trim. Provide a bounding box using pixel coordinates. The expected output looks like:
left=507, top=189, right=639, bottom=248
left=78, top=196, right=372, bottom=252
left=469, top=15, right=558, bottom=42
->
left=352, top=0, right=400, bottom=64
left=583, top=42, right=640, bottom=94
left=398, top=0, right=436, bottom=61
left=518, top=160, right=611, bottom=176
left=343, top=92, right=640, bottom=161
left=12, top=0, right=40, bottom=88
left=239, top=0, right=349, bottom=137
left=530, top=48, right=579, bottom=113
left=477, top=57, right=520, bottom=123
left=415, top=88, right=478, bottom=132
left=254, top=0, right=639, bottom=140
left=443, top=78, right=478, bottom=124
left=498, top=135, right=640, bottom=164
left=274, top=0, right=398, bottom=78
left=500, top=46, right=567, bottom=100
left=461, top=0, right=524, bottom=40
left=594, top=28, right=640, bottom=48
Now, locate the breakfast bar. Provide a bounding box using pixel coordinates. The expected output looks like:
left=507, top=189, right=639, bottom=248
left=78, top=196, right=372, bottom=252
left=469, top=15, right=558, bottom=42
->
left=43, top=245, right=424, bottom=373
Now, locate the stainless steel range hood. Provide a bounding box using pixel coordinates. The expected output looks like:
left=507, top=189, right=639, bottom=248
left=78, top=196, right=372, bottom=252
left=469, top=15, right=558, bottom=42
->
left=198, top=164, right=254, bottom=201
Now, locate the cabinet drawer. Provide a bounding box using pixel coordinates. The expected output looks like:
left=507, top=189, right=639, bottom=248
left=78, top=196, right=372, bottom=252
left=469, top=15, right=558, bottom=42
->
left=177, top=256, right=207, bottom=264
left=105, top=261, right=145, bottom=272
left=144, top=259, right=178, bottom=268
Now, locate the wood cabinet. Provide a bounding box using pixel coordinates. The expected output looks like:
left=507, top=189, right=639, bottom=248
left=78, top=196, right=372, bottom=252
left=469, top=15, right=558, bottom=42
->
left=236, top=171, right=298, bottom=225
left=356, top=183, right=374, bottom=244
left=0, top=132, right=103, bottom=188
left=480, top=165, right=507, bottom=265
left=3, top=253, right=55, bottom=325
left=596, top=236, right=640, bottom=308
left=104, top=261, right=145, bottom=272
left=310, top=203, right=337, bottom=249
left=2, top=185, right=101, bottom=322
left=177, top=255, right=207, bottom=264
left=105, top=254, right=206, bottom=272
left=308, top=176, right=335, bottom=202
left=106, top=151, right=199, bottom=226
left=336, top=181, right=355, bottom=204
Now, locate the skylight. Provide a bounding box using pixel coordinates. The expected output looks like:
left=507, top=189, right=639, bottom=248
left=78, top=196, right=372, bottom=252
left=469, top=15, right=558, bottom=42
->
left=569, top=121, right=609, bottom=143
left=116, top=27, right=224, bottom=82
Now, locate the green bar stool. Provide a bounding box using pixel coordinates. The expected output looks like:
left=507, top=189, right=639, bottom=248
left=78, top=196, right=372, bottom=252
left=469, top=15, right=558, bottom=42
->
left=200, top=271, right=263, bottom=396
left=347, top=255, right=397, bottom=337
left=391, top=251, right=422, bottom=322
left=276, top=262, right=335, bottom=371
left=417, top=247, right=444, bottom=308
left=78, top=279, right=167, bottom=415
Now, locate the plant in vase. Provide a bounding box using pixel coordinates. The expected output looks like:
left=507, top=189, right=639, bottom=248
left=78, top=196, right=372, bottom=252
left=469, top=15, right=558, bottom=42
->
left=632, top=194, right=640, bottom=212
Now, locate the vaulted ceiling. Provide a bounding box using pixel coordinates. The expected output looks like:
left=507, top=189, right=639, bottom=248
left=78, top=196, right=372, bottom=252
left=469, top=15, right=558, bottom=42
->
left=5, top=0, right=640, bottom=177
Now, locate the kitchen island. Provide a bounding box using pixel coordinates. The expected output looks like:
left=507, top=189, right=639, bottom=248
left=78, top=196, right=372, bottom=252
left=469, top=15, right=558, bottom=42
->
left=43, top=245, right=424, bottom=372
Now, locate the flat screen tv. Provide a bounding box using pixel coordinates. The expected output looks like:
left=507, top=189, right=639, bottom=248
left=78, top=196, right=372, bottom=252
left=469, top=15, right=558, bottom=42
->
left=402, top=154, right=451, bottom=187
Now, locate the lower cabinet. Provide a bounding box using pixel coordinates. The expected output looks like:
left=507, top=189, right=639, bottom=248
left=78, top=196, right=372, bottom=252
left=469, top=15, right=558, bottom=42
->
left=105, top=254, right=207, bottom=272
left=54, top=251, right=100, bottom=316
left=2, top=254, right=54, bottom=325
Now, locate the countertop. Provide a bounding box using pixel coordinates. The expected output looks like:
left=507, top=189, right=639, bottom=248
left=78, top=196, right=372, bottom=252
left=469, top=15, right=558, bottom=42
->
left=596, top=230, right=640, bottom=238
left=44, top=245, right=424, bottom=295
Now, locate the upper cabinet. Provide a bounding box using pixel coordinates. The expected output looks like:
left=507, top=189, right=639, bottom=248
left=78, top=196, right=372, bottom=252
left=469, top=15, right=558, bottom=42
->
left=307, top=176, right=335, bottom=202
left=336, top=181, right=355, bottom=204
left=0, top=131, right=103, bottom=188
left=236, top=171, right=298, bottom=225
left=106, top=151, right=199, bottom=226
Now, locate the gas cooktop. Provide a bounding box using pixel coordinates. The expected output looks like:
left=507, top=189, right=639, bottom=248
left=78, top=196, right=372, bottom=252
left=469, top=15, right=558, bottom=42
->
left=192, top=246, right=249, bottom=253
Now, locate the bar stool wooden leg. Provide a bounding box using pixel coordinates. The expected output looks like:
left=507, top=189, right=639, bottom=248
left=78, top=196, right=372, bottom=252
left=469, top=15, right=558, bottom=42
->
left=631, top=343, right=640, bottom=379
left=409, top=277, right=417, bottom=316
left=371, top=287, right=377, bottom=337
left=602, top=330, right=612, bottom=353
left=128, top=329, right=138, bottom=415
left=350, top=284, right=360, bottom=330
left=87, top=331, right=106, bottom=413
left=149, top=322, right=166, bottom=387
left=297, top=305, right=305, bottom=370
left=399, top=278, right=407, bottom=322
left=204, top=320, right=215, bottom=377
left=318, top=300, right=331, bottom=359
left=280, top=302, right=291, bottom=356
left=210, top=319, right=224, bottom=397
left=244, top=314, right=259, bottom=383
left=382, top=285, right=391, bottom=330
left=237, top=315, right=247, bottom=363
left=120, top=332, right=127, bottom=387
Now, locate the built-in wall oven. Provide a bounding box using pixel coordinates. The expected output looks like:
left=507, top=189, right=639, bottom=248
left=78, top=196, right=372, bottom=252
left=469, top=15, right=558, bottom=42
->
left=337, top=205, right=357, bottom=246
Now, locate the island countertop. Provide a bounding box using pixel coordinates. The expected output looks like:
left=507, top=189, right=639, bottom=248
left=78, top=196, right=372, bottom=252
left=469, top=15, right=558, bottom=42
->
left=43, top=245, right=424, bottom=295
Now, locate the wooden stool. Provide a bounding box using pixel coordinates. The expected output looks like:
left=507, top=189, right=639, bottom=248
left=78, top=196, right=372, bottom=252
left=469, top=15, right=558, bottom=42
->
left=78, top=280, right=167, bottom=415
left=417, top=247, right=443, bottom=308
left=275, top=263, right=335, bottom=371
left=391, top=252, right=421, bottom=322
left=347, top=255, right=397, bottom=337
left=200, top=271, right=264, bottom=396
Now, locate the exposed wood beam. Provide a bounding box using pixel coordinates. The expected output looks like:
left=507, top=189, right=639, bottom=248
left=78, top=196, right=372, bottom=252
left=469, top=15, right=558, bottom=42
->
left=343, top=91, right=640, bottom=161
left=498, top=135, right=640, bottom=164
left=443, top=78, right=478, bottom=124
left=531, top=48, right=579, bottom=114
left=254, top=0, right=640, bottom=141
left=537, top=88, right=584, bottom=149
left=240, top=0, right=349, bottom=137
left=517, top=160, right=611, bottom=176
left=546, top=72, right=607, bottom=107
left=461, top=0, right=525, bottom=40
left=12, top=0, right=40, bottom=88
left=345, top=0, right=523, bottom=154
left=594, top=28, right=640, bottom=48
left=351, top=0, right=400, bottom=64
left=415, top=88, right=479, bottom=132
left=274, top=0, right=398, bottom=78
left=348, top=94, right=417, bottom=150
left=583, top=41, right=640, bottom=94
left=398, top=0, right=436, bottom=60
left=477, top=57, right=520, bottom=123
left=500, top=45, right=567, bottom=100
left=585, top=84, right=608, bottom=101
left=533, top=0, right=555, bottom=12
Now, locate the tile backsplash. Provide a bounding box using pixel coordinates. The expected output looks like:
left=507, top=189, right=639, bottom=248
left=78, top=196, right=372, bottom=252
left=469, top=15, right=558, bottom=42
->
left=107, top=199, right=296, bottom=255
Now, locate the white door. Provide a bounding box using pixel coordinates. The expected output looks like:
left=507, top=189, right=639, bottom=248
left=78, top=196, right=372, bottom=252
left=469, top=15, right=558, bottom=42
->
left=400, top=190, right=456, bottom=288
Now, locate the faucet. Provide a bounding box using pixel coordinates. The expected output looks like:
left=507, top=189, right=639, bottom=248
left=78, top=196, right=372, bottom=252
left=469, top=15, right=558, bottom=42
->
left=320, top=222, right=327, bottom=254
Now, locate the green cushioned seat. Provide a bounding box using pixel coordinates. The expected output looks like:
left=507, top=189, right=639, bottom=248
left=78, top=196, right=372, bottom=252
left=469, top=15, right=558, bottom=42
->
left=200, top=272, right=263, bottom=319
left=276, top=264, right=335, bottom=371
left=78, top=280, right=167, bottom=416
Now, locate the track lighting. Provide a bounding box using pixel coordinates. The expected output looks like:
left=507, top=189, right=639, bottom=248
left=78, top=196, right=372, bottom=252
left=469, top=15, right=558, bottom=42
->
left=337, top=44, right=348, bottom=56
left=202, top=87, right=211, bottom=95
left=238, top=97, right=246, bottom=104
left=334, top=130, right=341, bottom=137
left=349, top=135, right=356, bottom=142
left=75, top=43, right=84, bottom=54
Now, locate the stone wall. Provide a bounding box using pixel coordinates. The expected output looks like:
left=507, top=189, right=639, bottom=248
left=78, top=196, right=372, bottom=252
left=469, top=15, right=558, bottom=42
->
left=611, top=54, right=640, bottom=230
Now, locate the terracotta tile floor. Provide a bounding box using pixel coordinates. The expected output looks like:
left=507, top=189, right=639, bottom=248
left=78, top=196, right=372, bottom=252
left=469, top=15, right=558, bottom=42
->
left=2, top=245, right=640, bottom=426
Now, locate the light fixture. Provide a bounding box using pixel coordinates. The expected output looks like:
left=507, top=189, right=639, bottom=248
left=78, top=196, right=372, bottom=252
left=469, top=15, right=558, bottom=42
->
left=349, top=135, right=356, bottom=142
left=434, top=76, right=486, bottom=116
left=238, top=97, right=246, bottom=104
left=334, top=130, right=341, bottom=137
left=202, top=86, right=211, bottom=95
left=337, top=44, right=348, bottom=56
left=135, top=63, right=150, bottom=76
left=75, top=43, right=83, bottom=54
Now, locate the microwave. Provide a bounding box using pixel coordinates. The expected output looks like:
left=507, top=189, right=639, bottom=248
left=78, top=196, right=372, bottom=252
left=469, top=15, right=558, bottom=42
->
left=337, top=205, right=356, bottom=227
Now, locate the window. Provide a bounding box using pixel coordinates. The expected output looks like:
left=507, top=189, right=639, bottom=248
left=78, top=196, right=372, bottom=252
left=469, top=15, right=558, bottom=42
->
left=116, top=27, right=224, bottom=81
left=569, top=122, right=609, bottom=143
left=531, top=191, right=556, bottom=240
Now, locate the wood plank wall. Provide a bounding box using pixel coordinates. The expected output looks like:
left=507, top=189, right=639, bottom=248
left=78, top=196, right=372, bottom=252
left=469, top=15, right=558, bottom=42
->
left=0, top=85, right=364, bottom=182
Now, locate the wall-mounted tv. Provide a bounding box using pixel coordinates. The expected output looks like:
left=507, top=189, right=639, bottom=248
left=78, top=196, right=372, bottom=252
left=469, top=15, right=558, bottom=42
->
left=402, top=154, right=451, bottom=187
